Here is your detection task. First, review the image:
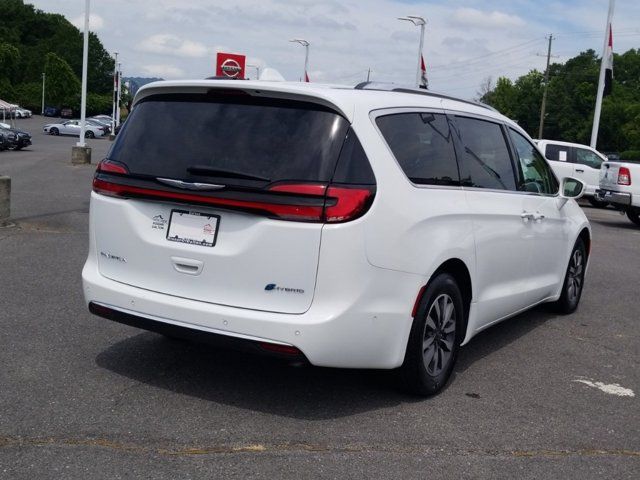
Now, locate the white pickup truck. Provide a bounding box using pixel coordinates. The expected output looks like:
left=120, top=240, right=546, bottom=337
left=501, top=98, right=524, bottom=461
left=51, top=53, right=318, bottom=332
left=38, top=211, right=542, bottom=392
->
left=536, top=139, right=608, bottom=207
left=597, top=161, right=640, bottom=226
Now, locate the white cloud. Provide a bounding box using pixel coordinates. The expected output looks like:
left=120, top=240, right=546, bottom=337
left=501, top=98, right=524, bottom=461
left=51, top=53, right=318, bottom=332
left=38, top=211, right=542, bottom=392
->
left=450, top=8, right=525, bottom=29
left=138, top=34, right=208, bottom=58
left=71, top=13, right=104, bottom=31
left=141, top=64, right=185, bottom=78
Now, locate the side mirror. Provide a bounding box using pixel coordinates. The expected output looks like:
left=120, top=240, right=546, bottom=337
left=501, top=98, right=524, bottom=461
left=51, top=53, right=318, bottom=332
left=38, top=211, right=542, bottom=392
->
left=558, top=177, right=585, bottom=208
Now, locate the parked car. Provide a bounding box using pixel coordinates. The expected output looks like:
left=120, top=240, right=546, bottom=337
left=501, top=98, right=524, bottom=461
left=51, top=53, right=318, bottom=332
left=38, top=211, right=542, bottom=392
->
left=43, top=106, right=60, bottom=117
left=597, top=159, right=640, bottom=226
left=536, top=139, right=608, bottom=207
left=60, top=108, right=74, bottom=119
left=15, top=107, right=32, bottom=118
left=0, top=130, right=11, bottom=151
left=86, top=118, right=111, bottom=135
left=0, top=123, right=32, bottom=150
left=83, top=80, right=590, bottom=396
left=43, top=120, right=105, bottom=138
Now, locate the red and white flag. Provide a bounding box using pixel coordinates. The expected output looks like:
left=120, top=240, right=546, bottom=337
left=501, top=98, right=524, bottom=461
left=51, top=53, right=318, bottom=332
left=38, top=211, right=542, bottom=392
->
left=420, top=55, right=428, bottom=90
left=603, top=23, right=613, bottom=96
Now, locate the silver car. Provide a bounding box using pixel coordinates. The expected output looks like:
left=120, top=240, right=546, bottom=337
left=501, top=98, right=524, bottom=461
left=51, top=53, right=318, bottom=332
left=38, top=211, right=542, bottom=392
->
left=43, top=120, right=105, bottom=138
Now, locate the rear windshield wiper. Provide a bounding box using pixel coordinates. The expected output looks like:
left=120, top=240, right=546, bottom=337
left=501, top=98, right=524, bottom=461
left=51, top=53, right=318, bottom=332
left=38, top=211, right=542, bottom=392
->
left=187, top=165, right=270, bottom=182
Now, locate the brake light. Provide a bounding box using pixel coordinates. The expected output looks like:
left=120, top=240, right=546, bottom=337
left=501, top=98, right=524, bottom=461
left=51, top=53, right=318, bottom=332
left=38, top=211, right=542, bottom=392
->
left=325, top=186, right=374, bottom=223
left=618, top=167, right=631, bottom=186
left=96, top=159, right=129, bottom=174
left=93, top=177, right=374, bottom=223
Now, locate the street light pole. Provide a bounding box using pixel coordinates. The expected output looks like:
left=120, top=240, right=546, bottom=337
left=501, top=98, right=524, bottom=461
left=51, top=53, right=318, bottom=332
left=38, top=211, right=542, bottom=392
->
left=41, top=72, right=45, bottom=115
left=398, top=15, right=426, bottom=88
left=290, top=39, right=310, bottom=82
left=111, top=52, right=118, bottom=135
left=116, top=62, right=122, bottom=128
left=77, top=0, right=90, bottom=147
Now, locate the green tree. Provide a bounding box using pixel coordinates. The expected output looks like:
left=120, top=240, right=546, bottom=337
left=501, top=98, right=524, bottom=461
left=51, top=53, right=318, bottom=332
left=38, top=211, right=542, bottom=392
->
left=44, top=52, right=80, bottom=106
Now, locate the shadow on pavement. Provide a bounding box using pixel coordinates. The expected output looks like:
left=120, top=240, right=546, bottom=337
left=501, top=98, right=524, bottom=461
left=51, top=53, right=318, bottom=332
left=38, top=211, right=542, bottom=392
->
left=95, top=305, right=556, bottom=420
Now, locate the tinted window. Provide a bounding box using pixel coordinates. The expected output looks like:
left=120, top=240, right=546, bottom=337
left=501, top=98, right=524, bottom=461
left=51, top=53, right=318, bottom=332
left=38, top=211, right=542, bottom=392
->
left=332, top=128, right=375, bottom=184
left=454, top=116, right=517, bottom=190
left=376, top=113, right=459, bottom=185
left=109, top=93, right=350, bottom=186
left=545, top=143, right=570, bottom=162
left=575, top=148, right=604, bottom=169
left=510, top=129, right=559, bottom=195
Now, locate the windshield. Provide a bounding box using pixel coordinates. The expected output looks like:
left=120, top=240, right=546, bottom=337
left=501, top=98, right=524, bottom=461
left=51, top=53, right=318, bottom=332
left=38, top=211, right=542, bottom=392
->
left=108, top=92, right=350, bottom=186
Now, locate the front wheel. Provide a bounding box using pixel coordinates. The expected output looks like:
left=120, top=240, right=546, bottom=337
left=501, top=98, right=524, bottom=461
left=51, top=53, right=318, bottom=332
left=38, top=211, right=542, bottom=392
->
left=550, top=237, right=587, bottom=314
left=50, top=128, right=59, bottom=136
left=627, top=208, right=640, bottom=227
left=400, top=274, right=463, bottom=396
left=85, top=131, right=95, bottom=139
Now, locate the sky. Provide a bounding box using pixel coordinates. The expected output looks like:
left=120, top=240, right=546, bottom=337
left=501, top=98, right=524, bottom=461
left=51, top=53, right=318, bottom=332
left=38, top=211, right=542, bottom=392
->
left=29, top=0, right=640, bottom=99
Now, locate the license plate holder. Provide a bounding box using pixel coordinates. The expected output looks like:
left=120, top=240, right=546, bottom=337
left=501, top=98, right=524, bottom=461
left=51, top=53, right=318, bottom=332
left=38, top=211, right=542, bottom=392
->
left=167, top=209, right=220, bottom=247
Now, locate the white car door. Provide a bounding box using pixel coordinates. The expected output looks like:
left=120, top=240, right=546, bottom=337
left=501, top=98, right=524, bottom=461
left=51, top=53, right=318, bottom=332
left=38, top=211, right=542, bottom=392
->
left=573, top=147, right=605, bottom=196
left=509, top=129, right=569, bottom=300
left=61, top=121, right=76, bottom=135
left=450, top=115, right=539, bottom=327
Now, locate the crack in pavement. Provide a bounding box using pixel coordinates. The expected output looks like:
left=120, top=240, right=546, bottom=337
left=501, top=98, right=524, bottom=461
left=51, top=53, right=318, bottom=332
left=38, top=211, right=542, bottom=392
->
left=0, top=436, right=638, bottom=458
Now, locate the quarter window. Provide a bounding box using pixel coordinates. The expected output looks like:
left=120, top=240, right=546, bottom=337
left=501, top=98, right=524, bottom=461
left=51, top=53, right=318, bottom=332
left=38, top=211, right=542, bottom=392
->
left=545, top=143, right=570, bottom=162
left=376, top=113, right=459, bottom=186
left=510, top=129, right=559, bottom=195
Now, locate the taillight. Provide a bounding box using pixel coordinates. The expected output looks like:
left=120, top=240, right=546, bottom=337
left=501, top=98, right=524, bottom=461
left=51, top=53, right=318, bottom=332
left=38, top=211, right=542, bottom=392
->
left=96, top=159, right=129, bottom=174
left=618, top=167, right=631, bottom=186
left=258, top=342, right=302, bottom=356
left=325, top=186, right=374, bottom=223
left=93, top=176, right=374, bottom=223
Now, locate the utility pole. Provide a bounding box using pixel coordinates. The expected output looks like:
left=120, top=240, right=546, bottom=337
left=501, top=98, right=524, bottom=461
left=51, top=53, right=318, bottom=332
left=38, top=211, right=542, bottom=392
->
left=538, top=34, right=554, bottom=139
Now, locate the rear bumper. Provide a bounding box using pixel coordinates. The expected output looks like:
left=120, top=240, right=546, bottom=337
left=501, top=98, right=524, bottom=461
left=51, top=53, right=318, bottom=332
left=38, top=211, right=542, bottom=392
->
left=82, top=255, right=422, bottom=369
left=596, top=189, right=632, bottom=207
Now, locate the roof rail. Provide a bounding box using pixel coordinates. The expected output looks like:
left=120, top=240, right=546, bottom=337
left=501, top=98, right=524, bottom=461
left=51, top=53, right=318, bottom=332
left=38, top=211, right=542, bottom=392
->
left=353, top=81, right=497, bottom=112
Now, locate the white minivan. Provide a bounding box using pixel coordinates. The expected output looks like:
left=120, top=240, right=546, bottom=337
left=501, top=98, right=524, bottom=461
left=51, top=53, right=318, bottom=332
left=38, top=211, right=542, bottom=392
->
left=83, top=80, right=591, bottom=395
left=536, top=139, right=608, bottom=207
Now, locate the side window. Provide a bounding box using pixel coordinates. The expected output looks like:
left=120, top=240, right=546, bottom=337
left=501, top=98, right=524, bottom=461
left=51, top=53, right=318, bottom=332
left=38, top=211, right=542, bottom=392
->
left=332, top=128, right=376, bottom=184
left=545, top=143, right=570, bottom=162
left=376, top=112, right=459, bottom=186
left=454, top=116, right=517, bottom=191
left=509, top=129, right=559, bottom=195
left=575, top=148, right=603, bottom=169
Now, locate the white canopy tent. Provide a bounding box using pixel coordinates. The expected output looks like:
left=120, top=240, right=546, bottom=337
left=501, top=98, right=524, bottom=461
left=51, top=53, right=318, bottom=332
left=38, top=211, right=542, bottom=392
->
left=0, top=99, right=18, bottom=126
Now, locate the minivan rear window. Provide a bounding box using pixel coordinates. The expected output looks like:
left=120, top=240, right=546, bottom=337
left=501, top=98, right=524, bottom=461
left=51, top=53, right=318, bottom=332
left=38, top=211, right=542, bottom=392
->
left=108, top=92, right=350, bottom=186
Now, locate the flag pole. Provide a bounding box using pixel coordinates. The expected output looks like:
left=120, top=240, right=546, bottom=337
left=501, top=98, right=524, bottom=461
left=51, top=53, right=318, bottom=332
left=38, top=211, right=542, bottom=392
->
left=590, top=0, right=615, bottom=149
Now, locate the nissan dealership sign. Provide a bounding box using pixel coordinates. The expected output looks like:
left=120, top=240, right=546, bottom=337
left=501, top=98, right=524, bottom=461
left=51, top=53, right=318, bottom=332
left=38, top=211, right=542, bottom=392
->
left=216, top=52, right=246, bottom=79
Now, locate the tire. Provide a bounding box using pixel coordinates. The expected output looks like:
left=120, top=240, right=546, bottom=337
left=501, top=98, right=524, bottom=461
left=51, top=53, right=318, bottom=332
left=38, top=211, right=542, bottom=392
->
left=588, top=197, right=609, bottom=209
left=627, top=208, right=640, bottom=227
left=85, top=131, right=95, bottom=139
left=400, top=273, right=464, bottom=396
left=551, top=237, right=587, bottom=314
left=50, top=128, right=59, bottom=136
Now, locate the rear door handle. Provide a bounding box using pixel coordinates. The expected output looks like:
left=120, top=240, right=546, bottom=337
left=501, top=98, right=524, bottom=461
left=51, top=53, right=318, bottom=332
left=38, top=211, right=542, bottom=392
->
left=521, top=212, right=534, bottom=222
left=575, top=169, right=584, bottom=173
left=532, top=212, right=545, bottom=221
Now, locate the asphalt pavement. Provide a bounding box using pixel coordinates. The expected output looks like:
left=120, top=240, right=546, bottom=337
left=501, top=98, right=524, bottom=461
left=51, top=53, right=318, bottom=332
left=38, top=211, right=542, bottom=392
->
left=0, top=116, right=638, bottom=479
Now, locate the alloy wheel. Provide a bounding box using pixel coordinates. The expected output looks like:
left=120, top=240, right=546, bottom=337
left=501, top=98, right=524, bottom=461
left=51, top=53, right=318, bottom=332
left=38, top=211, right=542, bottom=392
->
left=567, top=249, right=584, bottom=303
left=422, top=293, right=456, bottom=376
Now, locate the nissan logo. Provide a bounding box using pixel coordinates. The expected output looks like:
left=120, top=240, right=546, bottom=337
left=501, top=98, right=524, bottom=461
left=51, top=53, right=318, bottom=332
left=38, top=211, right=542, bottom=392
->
left=221, top=58, right=242, bottom=78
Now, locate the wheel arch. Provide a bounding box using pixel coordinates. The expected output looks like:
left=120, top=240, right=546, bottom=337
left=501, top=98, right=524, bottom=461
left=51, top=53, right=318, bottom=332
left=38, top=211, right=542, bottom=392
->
left=417, top=258, right=473, bottom=339
left=578, top=227, right=591, bottom=259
